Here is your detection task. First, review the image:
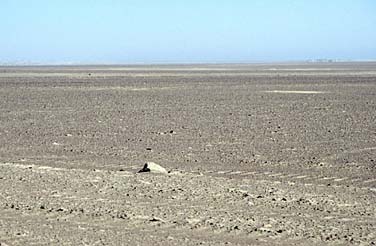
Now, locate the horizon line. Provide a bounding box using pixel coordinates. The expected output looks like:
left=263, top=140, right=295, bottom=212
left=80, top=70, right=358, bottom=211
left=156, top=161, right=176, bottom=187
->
left=1, top=59, right=376, bottom=67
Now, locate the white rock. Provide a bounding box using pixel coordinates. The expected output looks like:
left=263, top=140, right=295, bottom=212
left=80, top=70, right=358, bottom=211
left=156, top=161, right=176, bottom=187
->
left=138, top=162, right=167, bottom=174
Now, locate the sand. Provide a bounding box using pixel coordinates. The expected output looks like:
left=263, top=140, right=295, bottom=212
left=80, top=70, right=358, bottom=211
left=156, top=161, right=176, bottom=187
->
left=0, top=62, right=375, bottom=245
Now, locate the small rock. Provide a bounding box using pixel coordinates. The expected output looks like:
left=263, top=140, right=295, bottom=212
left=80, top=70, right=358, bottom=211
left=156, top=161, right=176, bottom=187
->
left=150, top=216, right=165, bottom=222
left=138, top=162, right=168, bottom=174
left=186, top=218, right=201, bottom=224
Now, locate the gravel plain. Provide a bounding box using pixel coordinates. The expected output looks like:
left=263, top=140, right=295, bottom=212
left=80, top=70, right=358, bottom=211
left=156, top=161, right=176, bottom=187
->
left=0, top=63, right=375, bottom=245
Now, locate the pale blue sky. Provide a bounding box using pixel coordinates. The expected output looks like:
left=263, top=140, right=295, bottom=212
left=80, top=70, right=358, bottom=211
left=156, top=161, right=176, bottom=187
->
left=1, top=0, right=376, bottom=64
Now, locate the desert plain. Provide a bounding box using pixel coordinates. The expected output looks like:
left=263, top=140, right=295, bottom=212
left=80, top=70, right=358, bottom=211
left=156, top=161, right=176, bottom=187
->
left=0, top=63, right=375, bottom=245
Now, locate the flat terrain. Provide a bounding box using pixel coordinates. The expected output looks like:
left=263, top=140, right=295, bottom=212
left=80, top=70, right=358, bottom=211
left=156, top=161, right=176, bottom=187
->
left=0, top=63, right=375, bottom=245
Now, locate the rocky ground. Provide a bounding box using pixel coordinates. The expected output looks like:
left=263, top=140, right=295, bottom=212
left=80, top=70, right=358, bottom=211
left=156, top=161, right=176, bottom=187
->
left=0, top=63, right=375, bottom=245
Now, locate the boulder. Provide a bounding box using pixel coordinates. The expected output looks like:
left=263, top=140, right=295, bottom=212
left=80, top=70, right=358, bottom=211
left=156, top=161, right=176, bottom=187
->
left=138, top=162, right=168, bottom=174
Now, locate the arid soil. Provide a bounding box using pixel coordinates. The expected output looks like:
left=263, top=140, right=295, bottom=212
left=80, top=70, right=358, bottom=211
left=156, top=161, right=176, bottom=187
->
left=0, top=63, right=375, bottom=245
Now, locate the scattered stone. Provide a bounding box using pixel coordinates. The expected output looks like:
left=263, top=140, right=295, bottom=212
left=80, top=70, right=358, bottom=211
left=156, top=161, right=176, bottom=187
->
left=138, top=162, right=168, bottom=174
left=150, top=217, right=165, bottom=222
left=167, top=170, right=184, bottom=176
left=186, top=218, right=201, bottom=225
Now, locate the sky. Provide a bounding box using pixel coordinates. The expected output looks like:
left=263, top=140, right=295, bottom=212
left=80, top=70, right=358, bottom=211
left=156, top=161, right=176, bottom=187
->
left=1, top=0, right=376, bottom=64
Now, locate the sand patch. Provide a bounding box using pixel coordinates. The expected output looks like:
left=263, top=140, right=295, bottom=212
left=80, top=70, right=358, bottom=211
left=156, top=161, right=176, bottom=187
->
left=265, top=90, right=326, bottom=94
left=5, top=86, right=177, bottom=92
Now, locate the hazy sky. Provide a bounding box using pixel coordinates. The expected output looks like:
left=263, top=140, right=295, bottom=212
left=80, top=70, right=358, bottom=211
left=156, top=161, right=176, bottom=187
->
left=1, top=0, right=376, bottom=64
